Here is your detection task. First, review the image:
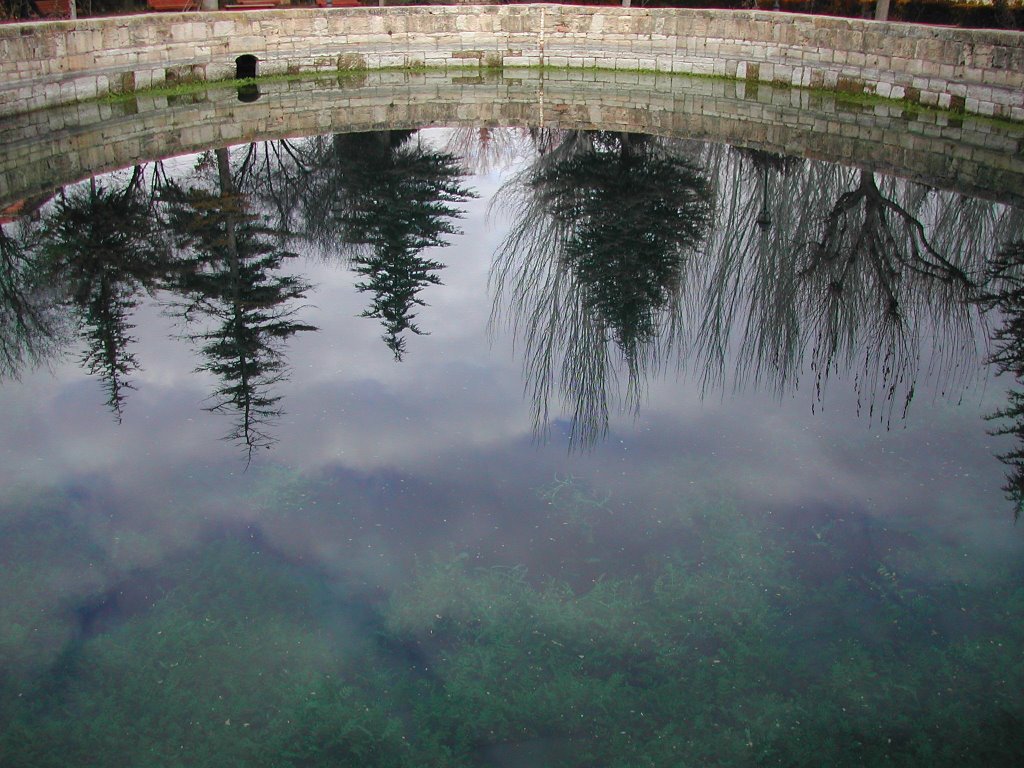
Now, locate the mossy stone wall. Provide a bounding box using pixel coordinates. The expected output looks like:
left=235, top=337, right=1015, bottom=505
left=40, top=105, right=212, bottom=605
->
left=0, top=5, right=1022, bottom=119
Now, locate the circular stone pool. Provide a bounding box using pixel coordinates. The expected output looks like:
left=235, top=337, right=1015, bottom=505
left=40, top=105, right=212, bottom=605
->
left=1, top=70, right=1023, bottom=767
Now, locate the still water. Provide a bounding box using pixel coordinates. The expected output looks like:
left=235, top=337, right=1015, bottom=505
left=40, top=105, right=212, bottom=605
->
left=1, top=96, right=1023, bottom=765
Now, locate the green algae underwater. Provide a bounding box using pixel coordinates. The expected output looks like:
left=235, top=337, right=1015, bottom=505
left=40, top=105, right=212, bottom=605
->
left=1, top=476, right=1021, bottom=768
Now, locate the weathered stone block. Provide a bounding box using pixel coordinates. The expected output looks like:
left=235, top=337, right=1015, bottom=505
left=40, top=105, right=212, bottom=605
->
left=1, top=7, right=1022, bottom=120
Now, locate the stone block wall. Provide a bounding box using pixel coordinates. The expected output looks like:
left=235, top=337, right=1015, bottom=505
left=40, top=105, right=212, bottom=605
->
left=2, top=71, right=1022, bottom=209
left=0, top=5, right=1022, bottom=120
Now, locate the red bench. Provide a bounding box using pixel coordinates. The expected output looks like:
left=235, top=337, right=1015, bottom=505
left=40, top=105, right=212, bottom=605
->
left=146, top=0, right=197, bottom=10
left=224, top=0, right=286, bottom=7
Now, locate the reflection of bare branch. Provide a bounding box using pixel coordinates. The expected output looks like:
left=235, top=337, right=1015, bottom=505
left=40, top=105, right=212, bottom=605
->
left=805, top=171, right=972, bottom=289
left=443, top=127, right=535, bottom=176
left=235, top=140, right=313, bottom=246
left=798, top=169, right=981, bottom=425
left=977, top=241, right=1024, bottom=520
left=686, top=147, right=1000, bottom=428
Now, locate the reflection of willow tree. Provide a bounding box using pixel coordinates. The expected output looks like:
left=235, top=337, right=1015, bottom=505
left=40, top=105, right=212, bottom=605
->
left=494, top=129, right=1008, bottom=445
left=492, top=131, right=711, bottom=445
left=798, top=168, right=979, bottom=424
left=39, top=172, right=165, bottom=420
left=162, top=148, right=315, bottom=459
left=691, top=145, right=807, bottom=396
left=315, top=131, right=475, bottom=360
left=690, top=146, right=998, bottom=428
left=443, top=126, right=534, bottom=176
left=977, top=241, right=1024, bottom=520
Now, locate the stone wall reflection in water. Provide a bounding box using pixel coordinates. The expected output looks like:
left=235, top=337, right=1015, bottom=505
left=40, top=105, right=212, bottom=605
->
left=1, top=85, right=1023, bottom=767
left=3, top=72, right=1023, bottom=210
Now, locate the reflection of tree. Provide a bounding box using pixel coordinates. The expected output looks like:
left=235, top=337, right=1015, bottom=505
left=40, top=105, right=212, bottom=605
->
left=798, top=169, right=978, bottom=424
left=689, top=147, right=996, bottom=428
left=163, top=149, right=315, bottom=460
left=493, top=129, right=1010, bottom=445
left=39, top=173, right=165, bottom=420
left=251, top=131, right=475, bottom=360
left=325, top=131, right=475, bottom=360
left=0, top=221, right=62, bottom=379
left=229, top=140, right=310, bottom=245
left=977, top=241, right=1024, bottom=520
left=492, top=131, right=711, bottom=445
left=443, top=126, right=533, bottom=175
left=690, top=145, right=807, bottom=397
left=542, top=133, right=709, bottom=355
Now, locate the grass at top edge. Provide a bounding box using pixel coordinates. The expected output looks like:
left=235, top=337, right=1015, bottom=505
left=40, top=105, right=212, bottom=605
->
left=85, top=63, right=1023, bottom=129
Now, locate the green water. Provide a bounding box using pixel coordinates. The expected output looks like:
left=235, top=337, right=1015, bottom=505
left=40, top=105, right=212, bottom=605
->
left=2, top=483, right=1021, bottom=767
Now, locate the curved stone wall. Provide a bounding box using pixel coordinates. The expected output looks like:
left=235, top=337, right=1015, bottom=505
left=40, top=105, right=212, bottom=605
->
left=2, top=70, right=1022, bottom=209
left=1, top=5, right=1022, bottom=120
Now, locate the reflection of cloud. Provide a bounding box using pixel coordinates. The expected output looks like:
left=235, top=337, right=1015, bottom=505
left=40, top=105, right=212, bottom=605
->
left=3, top=131, right=1023, bottom=689
left=272, top=180, right=529, bottom=470
left=1, top=373, right=218, bottom=486
left=628, top=374, right=1010, bottom=530
left=277, top=360, right=526, bottom=469
left=0, top=160, right=542, bottom=681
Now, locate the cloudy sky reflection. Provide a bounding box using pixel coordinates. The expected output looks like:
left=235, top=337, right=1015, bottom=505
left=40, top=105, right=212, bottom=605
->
left=0, top=129, right=1020, bottom=620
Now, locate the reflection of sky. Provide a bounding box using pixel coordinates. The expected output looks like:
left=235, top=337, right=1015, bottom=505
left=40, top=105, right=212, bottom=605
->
left=1, top=130, right=1021, bottom=659
left=278, top=148, right=526, bottom=473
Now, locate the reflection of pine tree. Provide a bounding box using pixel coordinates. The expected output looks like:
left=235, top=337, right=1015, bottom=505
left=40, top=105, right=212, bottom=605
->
left=0, top=222, right=62, bottom=379
left=978, top=241, right=1024, bottom=520
left=328, top=131, right=475, bottom=360
left=163, top=149, right=315, bottom=459
left=493, top=131, right=711, bottom=445
left=535, top=133, right=710, bottom=358
left=40, top=175, right=164, bottom=420
left=78, top=279, right=139, bottom=418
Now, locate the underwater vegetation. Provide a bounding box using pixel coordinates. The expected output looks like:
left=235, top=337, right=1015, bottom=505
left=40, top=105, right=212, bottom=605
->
left=0, top=541, right=429, bottom=768
left=0, top=481, right=1022, bottom=768
left=383, top=495, right=1024, bottom=768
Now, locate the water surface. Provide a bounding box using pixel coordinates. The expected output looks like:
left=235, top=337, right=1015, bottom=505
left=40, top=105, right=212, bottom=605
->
left=1, top=85, right=1023, bottom=766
